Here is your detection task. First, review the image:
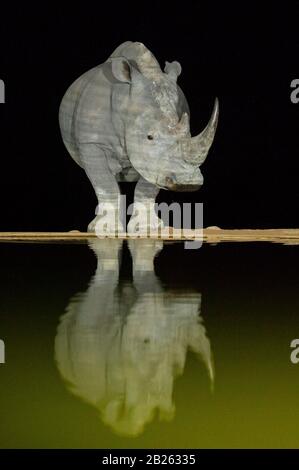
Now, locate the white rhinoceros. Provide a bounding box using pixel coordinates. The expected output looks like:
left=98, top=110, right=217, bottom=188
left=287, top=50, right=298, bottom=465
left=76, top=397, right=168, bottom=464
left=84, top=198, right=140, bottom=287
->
left=59, top=41, right=218, bottom=233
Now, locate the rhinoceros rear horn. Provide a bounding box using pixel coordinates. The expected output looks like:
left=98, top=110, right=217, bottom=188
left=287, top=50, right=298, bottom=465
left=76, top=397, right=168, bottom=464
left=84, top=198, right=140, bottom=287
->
left=183, top=98, right=219, bottom=165
left=175, top=112, right=190, bottom=136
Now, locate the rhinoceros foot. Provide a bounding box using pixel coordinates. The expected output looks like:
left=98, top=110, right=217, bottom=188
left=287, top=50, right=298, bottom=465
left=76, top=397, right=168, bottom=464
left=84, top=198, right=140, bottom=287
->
left=127, top=206, right=165, bottom=236
left=88, top=214, right=125, bottom=236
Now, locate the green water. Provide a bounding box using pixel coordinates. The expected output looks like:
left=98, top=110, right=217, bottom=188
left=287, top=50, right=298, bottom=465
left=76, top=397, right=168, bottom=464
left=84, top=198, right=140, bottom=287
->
left=0, top=240, right=299, bottom=448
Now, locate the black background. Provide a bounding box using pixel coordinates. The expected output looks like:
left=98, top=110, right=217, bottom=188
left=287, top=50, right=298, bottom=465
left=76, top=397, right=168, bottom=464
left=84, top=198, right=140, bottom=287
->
left=0, top=2, right=298, bottom=231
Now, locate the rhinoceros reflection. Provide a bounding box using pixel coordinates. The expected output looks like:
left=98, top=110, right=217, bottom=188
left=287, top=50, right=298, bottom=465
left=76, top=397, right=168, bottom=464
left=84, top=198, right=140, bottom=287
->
left=55, top=239, right=213, bottom=437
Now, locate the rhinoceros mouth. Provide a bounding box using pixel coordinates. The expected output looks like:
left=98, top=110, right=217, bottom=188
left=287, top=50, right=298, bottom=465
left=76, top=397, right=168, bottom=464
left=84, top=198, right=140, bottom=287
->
left=162, top=177, right=201, bottom=192
left=171, top=184, right=201, bottom=192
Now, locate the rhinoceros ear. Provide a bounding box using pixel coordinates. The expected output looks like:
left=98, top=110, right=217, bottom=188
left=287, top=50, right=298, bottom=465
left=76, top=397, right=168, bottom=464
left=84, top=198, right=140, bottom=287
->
left=164, top=61, right=182, bottom=82
left=111, top=58, right=133, bottom=83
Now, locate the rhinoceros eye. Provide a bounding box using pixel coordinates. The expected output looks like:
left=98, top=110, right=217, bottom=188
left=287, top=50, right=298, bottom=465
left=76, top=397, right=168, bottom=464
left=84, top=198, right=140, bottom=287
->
left=147, top=134, right=154, bottom=140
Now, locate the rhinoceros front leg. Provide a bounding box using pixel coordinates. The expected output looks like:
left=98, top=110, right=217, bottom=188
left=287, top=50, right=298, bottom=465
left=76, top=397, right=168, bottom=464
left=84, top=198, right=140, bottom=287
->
left=78, top=144, right=124, bottom=234
left=127, top=177, right=164, bottom=234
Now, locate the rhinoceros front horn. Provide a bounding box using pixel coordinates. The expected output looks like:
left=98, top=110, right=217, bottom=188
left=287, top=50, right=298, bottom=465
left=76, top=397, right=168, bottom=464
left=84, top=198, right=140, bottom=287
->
left=183, top=98, right=219, bottom=165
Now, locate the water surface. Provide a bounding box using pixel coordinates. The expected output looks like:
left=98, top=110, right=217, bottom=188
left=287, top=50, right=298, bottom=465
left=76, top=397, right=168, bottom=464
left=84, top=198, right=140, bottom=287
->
left=0, top=240, right=298, bottom=448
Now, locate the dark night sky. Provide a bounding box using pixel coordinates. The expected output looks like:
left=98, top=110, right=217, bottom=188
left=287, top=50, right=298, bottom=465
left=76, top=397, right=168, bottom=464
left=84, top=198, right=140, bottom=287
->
left=0, top=2, right=298, bottom=231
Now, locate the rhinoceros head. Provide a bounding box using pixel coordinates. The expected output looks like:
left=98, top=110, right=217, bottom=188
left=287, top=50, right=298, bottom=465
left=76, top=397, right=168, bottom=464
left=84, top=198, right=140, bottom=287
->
left=110, top=42, right=218, bottom=191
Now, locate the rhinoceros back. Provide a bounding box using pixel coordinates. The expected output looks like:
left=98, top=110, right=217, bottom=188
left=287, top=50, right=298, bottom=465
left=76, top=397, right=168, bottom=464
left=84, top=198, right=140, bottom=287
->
left=59, top=41, right=159, bottom=168
left=59, top=62, right=118, bottom=167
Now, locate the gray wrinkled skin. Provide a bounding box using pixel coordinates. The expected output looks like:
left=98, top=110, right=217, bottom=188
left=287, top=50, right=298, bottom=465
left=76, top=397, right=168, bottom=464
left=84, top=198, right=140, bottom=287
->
left=59, top=41, right=219, bottom=233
